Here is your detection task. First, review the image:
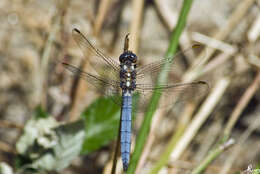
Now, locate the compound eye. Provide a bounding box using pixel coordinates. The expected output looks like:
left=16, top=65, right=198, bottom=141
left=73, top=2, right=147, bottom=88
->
left=130, top=54, right=137, bottom=63
left=119, top=53, right=127, bottom=62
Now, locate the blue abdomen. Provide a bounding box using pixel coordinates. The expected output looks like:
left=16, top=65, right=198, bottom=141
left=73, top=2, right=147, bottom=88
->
left=120, top=94, right=132, bottom=171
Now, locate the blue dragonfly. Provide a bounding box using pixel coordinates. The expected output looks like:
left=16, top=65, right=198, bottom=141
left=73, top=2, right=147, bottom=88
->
left=63, top=28, right=208, bottom=171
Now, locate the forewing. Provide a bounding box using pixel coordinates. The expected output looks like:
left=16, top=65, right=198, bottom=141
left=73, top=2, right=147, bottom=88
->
left=63, top=63, right=122, bottom=105
left=72, top=28, right=120, bottom=81
left=136, top=44, right=202, bottom=83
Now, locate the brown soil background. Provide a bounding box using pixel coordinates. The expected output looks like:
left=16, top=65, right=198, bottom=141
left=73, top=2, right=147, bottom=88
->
left=0, top=0, right=259, bottom=173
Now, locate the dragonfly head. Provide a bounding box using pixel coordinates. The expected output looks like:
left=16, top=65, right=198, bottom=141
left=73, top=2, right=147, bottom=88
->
left=119, top=51, right=137, bottom=64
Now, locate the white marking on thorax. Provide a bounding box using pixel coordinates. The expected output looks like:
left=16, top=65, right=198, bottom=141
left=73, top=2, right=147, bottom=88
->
left=124, top=90, right=132, bottom=96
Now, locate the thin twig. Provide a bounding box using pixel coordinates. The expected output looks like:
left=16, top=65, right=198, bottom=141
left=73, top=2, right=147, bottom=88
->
left=248, top=54, right=260, bottom=68
left=94, top=0, right=112, bottom=36
left=247, top=12, right=260, bottom=42
left=135, top=109, right=165, bottom=174
left=108, top=0, right=127, bottom=52
left=190, top=139, right=235, bottom=174
left=220, top=110, right=260, bottom=174
left=223, top=70, right=260, bottom=139
left=68, top=59, right=89, bottom=121
left=193, top=118, right=223, bottom=162
left=129, top=0, right=145, bottom=53
left=184, top=0, right=256, bottom=82
left=0, top=120, right=23, bottom=130
left=39, top=15, right=60, bottom=107
left=191, top=32, right=237, bottom=54
left=149, top=103, right=195, bottom=174
left=153, top=0, right=178, bottom=30
left=0, top=141, right=16, bottom=154
left=201, top=52, right=235, bottom=75
left=69, top=0, right=112, bottom=121
left=170, top=76, right=230, bottom=161
left=153, top=0, right=192, bottom=62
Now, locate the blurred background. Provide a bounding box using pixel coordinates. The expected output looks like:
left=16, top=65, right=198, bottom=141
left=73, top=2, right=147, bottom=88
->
left=0, top=0, right=259, bottom=174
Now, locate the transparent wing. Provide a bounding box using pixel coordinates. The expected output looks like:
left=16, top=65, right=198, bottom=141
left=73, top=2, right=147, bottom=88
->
left=72, top=28, right=120, bottom=81
left=136, top=44, right=201, bottom=82
left=130, top=44, right=208, bottom=112
left=63, top=63, right=209, bottom=113
left=62, top=62, right=122, bottom=105
left=132, top=81, right=209, bottom=112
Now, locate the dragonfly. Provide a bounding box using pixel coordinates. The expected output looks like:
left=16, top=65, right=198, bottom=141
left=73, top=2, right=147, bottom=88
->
left=63, top=28, right=208, bottom=171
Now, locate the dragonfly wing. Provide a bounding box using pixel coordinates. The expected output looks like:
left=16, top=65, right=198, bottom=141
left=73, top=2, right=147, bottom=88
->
left=132, top=81, right=209, bottom=112
left=72, top=28, right=120, bottom=81
left=135, top=44, right=202, bottom=83
left=63, top=62, right=122, bottom=105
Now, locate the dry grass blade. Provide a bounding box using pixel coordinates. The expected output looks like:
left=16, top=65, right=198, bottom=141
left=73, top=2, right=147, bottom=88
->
left=184, top=0, right=256, bottom=82
left=0, top=141, right=16, bottom=154
left=224, top=70, right=260, bottom=138
left=37, top=16, right=60, bottom=107
left=94, top=0, right=113, bottom=36
left=220, top=111, right=260, bottom=174
left=170, top=76, right=230, bottom=161
left=129, top=0, right=145, bottom=53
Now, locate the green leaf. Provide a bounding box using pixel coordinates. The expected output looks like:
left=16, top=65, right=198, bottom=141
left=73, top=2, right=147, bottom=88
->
left=34, top=105, right=49, bottom=119
left=253, top=170, right=260, bottom=174
left=31, top=120, right=85, bottom=171
left=80, top=96, right=121, bottom=154
left=16, top=117, right=85, bottom=172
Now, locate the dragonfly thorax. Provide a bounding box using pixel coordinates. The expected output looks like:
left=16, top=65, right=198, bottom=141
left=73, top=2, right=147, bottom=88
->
left=119, top=51, right=137, bottom=63
left=119, top=51, right=137, bottom=91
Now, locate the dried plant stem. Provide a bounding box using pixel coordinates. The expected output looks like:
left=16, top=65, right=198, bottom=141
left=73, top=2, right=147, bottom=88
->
left=219, top=113, right=260, bottom=174
left=223, top=70, right=260, bottom=139
left=129, top=0, right=145, bottom=53
left=166, top=159, right=238, bottom=174
left=94, top=0, right=112, bottom=36
left=201, top=53, right=235, bottom=75
left=153, top=0, right=178, bottom=30
left=194, top=118, right=223, bottom=162
left=0, top=141, right=16, bottom=154
left=153, top=0, right=191, bottom=57
left=69, top=0, right=112, bottom=121
left=184, top=0, right=256, bottom=82
left=109, top=0, right=127, bottom=52
left=213, top=0, right=256, bottom=42
left=170, top=77, right=230, bottom=161
left=68, top=60, right=89, bottom=122
left=149, top=103, right=195, bottom=174
left=135, top=109, right=165, bottom=174
left=146, top=1, right=255, bottom=173
left=191, top=32, right=237, bottom=54
left=247, top=14, right=260, bottom=42
left=248, top=54, right=260, bottom=68
left=0, top=120, right=23, bottom=130
left=38, top=16, right=60, bottom=107
left=187, top=70, right=260, bottom=174
left=190, top=139, right=235, bottom=174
